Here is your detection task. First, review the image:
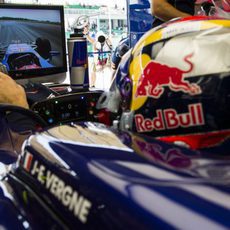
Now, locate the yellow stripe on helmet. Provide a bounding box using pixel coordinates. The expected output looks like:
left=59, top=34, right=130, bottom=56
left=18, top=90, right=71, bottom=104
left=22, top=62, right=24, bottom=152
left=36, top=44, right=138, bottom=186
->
left=130, top=54, right=151, bottom=111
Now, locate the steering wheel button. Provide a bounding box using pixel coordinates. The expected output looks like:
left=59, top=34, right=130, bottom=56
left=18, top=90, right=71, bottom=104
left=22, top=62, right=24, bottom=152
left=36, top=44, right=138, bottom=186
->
left=89, top=110, right=94, bottom=115
left=48, top=118, right=54, bottom=124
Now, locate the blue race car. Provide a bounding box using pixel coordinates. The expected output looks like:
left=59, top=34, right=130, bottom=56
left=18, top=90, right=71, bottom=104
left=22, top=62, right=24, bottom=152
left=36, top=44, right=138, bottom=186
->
left=0, top=41, right=56, bottom=71
left=0, top=103, right=229, bottom=229
left=0, top=13, right=229, bottom=230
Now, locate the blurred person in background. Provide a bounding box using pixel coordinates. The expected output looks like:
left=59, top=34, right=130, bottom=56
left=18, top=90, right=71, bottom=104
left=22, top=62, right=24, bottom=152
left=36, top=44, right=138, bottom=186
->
left=111, top=37, right=130, bottom=75
left=84, top=27, right=113, bottom=89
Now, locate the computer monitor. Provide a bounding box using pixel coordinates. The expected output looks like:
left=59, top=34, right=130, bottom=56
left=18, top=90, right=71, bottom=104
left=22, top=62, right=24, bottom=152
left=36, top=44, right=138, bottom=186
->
left=0, top=4, right=67, bottom=84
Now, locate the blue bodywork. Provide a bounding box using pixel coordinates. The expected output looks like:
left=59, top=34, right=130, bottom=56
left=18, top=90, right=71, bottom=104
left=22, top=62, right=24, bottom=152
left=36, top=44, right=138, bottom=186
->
left=128, top=0, right=153, bottom=47
left=1, top=43, right=53, bottom=71
left=0, top=116, right=229, bottom=229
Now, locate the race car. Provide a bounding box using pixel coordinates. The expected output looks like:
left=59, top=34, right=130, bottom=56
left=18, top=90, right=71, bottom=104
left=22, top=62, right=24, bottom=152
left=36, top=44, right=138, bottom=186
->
left=0, top=39, right=57, bottom=71
left=0, top=3, right=229, bottom=230
left=0, top=104, right=229, bottom=230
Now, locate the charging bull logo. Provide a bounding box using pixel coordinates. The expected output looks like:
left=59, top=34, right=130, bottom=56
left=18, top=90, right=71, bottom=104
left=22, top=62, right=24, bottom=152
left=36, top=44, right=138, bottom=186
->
left=136, top=53, right=201, bottom=98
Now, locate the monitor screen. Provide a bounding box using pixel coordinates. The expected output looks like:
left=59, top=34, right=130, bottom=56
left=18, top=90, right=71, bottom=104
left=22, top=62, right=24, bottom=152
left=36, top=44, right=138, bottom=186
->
left=0, top=4, right=67, bottom=83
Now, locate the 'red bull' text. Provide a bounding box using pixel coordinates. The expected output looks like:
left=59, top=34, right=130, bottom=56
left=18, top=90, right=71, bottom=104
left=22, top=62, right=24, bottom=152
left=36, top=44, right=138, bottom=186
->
left=135, top=103, right=204, bottom=132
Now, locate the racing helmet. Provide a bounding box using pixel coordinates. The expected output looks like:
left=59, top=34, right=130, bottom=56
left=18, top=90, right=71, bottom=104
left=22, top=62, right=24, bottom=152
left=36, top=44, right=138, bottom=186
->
left=97, top=17, right=230, bottom=150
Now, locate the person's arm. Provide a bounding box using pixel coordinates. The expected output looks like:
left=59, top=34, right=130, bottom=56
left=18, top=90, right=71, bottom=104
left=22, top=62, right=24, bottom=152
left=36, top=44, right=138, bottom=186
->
left=152, top=0, right=192, bottom=21
left=83, top=26, right=95, bottom=44
left=85, top=34, right=95, bottom=44
left=106, top=38, right=113, bottom=50
left=0, top=72, right=29, bottom=109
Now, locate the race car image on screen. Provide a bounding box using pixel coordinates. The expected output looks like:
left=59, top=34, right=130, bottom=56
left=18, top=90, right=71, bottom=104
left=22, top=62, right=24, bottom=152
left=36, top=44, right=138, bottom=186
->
left=0, top=40, right=59, bottom=71
left=0, top=6, right=64, bottom=71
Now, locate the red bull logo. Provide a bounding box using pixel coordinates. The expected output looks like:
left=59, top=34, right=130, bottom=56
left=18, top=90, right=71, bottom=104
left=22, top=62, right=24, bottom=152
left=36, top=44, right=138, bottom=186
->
left=136, top=53, right=201, bottom=98
left=135, top=103, right=205, bottom=132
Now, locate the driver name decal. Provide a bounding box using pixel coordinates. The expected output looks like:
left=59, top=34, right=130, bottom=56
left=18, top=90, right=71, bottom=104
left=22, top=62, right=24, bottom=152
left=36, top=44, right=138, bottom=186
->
left=22, top=155, right=92, bottom=224
left=135, top=103, right=204, bottom=132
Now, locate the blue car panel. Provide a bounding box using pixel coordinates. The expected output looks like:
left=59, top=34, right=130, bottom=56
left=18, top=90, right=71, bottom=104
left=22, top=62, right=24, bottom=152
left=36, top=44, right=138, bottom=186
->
left=1, top=121, right=228, bottom=229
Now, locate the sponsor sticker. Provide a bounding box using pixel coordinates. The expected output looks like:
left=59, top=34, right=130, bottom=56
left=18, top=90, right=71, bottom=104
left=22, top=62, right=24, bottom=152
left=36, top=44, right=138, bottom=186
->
left=135, top=103, right=205, bottom=132
left=135, top=53, right=201, bottom=99
left=22, top=153, right=92, bottom=224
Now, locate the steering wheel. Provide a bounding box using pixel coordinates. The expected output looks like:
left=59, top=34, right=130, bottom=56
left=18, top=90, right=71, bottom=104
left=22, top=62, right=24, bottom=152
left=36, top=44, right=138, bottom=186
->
left=0, top=103, right=48, bottom=129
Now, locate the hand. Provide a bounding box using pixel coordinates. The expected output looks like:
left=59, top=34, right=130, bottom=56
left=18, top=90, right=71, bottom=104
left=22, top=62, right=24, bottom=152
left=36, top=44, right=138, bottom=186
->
left=83, top=26, right=89, bottom=35
left=0, top=72, right=29, bottom=109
